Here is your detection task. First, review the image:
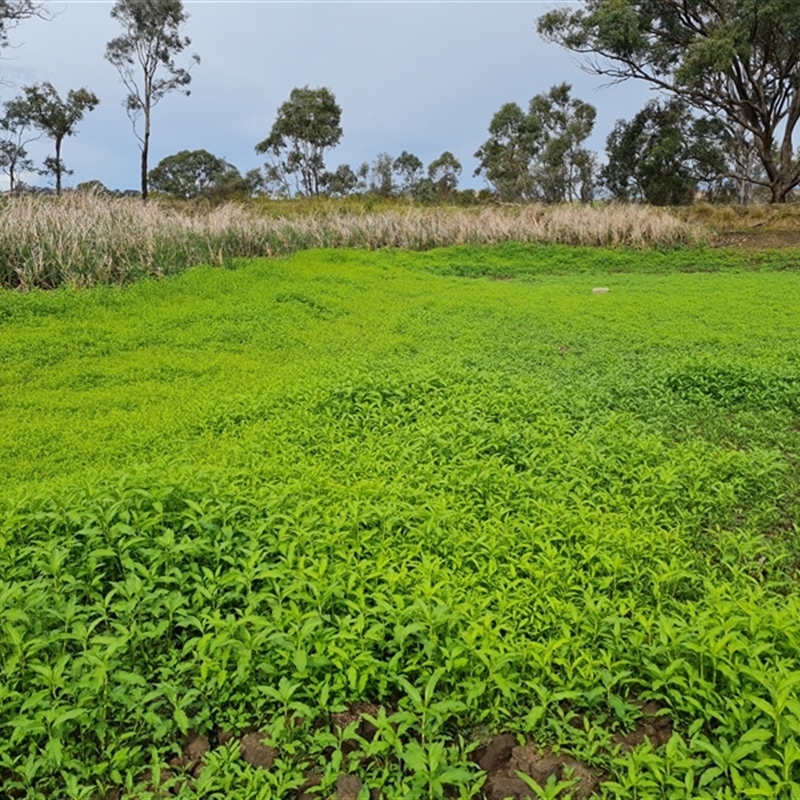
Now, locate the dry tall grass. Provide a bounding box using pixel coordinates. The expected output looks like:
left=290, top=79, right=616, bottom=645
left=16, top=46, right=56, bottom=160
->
left=0, top=194, right=706, bottom=289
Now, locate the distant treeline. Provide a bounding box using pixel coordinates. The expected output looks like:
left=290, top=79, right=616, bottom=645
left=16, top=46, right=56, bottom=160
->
left=0, top=0, right=798, bottom=204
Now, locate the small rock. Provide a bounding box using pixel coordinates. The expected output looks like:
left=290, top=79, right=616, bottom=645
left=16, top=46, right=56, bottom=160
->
left=476, top=733, right=516, bottom=772
left=240, top=732, right=277, bottom=769
left=592, top=287, right=610, bottom=294
left=337, top=773, right=364, bottom=800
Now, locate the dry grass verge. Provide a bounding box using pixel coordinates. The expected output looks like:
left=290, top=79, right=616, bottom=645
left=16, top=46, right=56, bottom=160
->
left=0, top=195, right=706, bottom=289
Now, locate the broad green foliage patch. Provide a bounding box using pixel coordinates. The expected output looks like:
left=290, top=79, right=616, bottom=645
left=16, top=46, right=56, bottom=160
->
left=2, top=245, right=800, bottom=798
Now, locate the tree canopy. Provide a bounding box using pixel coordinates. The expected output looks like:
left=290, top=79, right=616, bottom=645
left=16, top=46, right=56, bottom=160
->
left=475, top=84, right=596, bottom=202
left=105, top=0, right=199, bottom=200
left=10, top=83, right=99, bottom=195
left=474, top=102, right=540, bottom=201
left=148, top=149, right=248, bottom=200
left=255, top=86, right=342, bottom=198
left=537, top=0, right=800, bottom=202
left=603, top=100, right=736, bottom=205
left=0, top=97, right=39, bottom=192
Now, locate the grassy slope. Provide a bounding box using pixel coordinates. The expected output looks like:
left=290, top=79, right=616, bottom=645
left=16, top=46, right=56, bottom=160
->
left=2, top=244, right=800, bottom=797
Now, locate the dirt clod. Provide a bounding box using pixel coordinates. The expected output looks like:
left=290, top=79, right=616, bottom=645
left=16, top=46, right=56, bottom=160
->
left=332, top=703, right=382, bottom=741
left=240, top=732, right=277, bottom=769
left=184, top=732, right=211, bottom=762
left=476, top=733, right=517, bottom=772
left=478, top=741, right=601, bottom=799
left=611, top=701, right=673, bottom=752
left=485, top=774, right=536, bottom=800
left=217, top=729, right=234, bottom=746
left=298, top=771, right=323, bottom=800
left=337, top=773, right=364, bottom=800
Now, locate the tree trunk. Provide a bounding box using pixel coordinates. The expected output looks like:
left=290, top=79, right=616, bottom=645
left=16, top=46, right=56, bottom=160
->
left=770, top=179, right=792, bottom=203
left=141, top=106, right=151, bottom=201
left=55, top=137, right=62, bottom=197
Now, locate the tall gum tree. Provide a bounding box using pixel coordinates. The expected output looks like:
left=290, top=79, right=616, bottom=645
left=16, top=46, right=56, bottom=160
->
left=255, top=86, right=342, bottom=198
left=105, top=0, right=198, bottom=200
left=11, top=83, right=99, bottom=195
left=537, top=0, right=800, bottom=202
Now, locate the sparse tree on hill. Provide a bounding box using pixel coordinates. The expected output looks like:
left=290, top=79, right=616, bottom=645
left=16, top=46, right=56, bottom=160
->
left=537, top=0, right=800, bottom=202
left=11, top=83, right=99, bottom=196
left=255, top=86, right=342, bottom=198
left=106, top=0, right=199, bottom=201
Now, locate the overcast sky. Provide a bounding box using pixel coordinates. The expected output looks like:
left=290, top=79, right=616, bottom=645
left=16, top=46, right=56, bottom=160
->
left=1, top=0, right=655, bottom=192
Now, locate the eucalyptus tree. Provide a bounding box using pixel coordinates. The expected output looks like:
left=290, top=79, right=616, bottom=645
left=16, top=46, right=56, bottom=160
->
left=603, top=100, right=738, bottom=205
left=393, top=151, right=423, bottom=196
left=529, top=83, right=596, bottom=203
left=474, top=84, right=596, bottom=202
left=10, top=83, right=98, bottom=195
left=148, top=148, right=246, bottom=199
left=255, top=86, right=342, bottom=198
left=322, top=163, right=358, bottom=197
left=474, top=102, right=540, bottom=201
left=367, top=152, right=394, bottom=197
left=0, top=0, right=46, bottom=54
left=427, top=151, right=462, bottom=201
left=537, top=0, right=800, bottom=202
left=105, top=0, right=199, bottom=200
left=0, top=97, right=38, bottom=192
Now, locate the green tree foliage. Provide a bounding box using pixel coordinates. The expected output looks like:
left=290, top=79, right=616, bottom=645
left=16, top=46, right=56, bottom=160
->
left=9, top=83, right=98, bottom=196
left=530, top=83, right=596, bottom=203
left=105, top=0, right=199, bottom=201
left=75, top=179, right=110, bottom=195
left=366, top=152, right=394, bottom=197
left=255, top=86, right=342, bottom=198
left=475, top=84, right=596, bottom=203
left=321, top=163, right=358, bottom=197
left=474, top=102, right=540, bottom=201
left=603, top=100, right=733, bottom=205
left=393, top=151, right=424, bottom=197
left=427, top=151, right=462, bottom=201
left=0, top=97, right=38, bottom=192
left=148, top=149, right=248, bottom=200
left=537, top=0, right=800, bottom=202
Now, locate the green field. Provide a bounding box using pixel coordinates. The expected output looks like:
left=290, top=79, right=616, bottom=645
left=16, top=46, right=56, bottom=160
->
left=2, top=244, right=800, bottom=798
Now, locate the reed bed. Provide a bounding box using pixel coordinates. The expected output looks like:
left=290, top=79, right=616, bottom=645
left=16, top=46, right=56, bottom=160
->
left=0, top=194, right=706, bottom=288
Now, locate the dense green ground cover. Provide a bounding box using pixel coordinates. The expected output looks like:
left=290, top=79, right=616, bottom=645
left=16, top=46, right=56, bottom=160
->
left=2, top=244, right=800, bottom=798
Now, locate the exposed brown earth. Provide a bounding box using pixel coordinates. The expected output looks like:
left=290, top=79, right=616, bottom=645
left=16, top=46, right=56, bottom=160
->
left=113, top=698, right=677, bottom=798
